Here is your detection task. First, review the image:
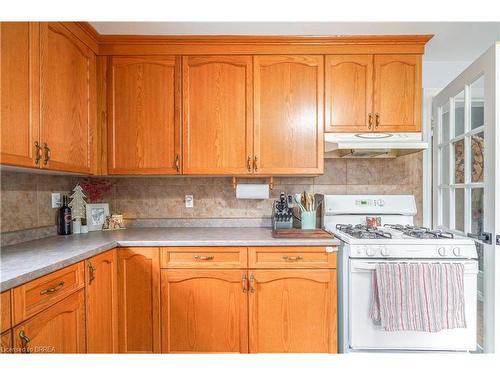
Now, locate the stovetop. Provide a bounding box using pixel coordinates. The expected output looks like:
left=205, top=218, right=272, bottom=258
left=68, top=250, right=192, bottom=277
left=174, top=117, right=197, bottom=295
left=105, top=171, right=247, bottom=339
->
left=328, top=223, right=475, bottom=246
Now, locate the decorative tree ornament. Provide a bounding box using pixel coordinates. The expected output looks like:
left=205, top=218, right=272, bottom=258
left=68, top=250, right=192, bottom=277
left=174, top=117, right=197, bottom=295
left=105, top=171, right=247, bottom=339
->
left=69, top=184, right=87, bottom=234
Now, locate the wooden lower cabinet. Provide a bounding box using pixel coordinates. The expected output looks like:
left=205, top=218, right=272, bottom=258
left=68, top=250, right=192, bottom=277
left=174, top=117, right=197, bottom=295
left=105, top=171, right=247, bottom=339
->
left=117, top=247, right=160, bottom=353
left=1, top=330, right=12, bottom=354
left=248, top=270, right=337, bottom=353
left=13, top=290, right=86, bottom=353
left=161, top=270, right=248, bottom=353
left=85, top=250, right=118, bottom=353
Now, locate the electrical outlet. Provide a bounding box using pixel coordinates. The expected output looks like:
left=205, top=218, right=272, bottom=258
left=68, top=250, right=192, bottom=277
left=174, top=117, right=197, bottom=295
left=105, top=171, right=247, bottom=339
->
left=51, top=192, right=61, bottom=208
left=185, top=195, right=194, bottom=208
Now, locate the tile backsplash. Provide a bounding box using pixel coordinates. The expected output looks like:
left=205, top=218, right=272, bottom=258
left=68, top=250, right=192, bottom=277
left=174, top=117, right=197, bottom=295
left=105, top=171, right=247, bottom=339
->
left=0, top=152, right=423, bottom=245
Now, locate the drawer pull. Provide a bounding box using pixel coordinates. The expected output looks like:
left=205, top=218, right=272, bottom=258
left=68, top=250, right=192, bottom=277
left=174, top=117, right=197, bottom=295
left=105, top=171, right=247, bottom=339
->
left=194, top=255, right=214, bottom=261
left=282, top=255, right=303, bottom=262
left=40, top=281, right=65, bottom=295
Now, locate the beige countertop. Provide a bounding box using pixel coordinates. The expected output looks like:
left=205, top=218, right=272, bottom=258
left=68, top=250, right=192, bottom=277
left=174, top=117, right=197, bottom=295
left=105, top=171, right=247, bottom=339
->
left=0, top=227, right=340, bottom=291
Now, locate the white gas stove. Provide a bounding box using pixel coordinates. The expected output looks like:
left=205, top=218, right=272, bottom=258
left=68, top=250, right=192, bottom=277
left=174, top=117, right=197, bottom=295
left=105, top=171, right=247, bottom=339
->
left=321, top=195, right=478, bottom=353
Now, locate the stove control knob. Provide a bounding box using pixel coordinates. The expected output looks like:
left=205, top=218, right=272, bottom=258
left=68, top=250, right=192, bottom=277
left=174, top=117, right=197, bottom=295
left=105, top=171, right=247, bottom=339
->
left=377, top=199, right=385, bottom=207
left=452, top=247, right=462, bottom=257
left=438, top=247, right=447, bottom=257
left=380, top=246, right=390, bottom=257
left=366, top=247, right=376, bottom=257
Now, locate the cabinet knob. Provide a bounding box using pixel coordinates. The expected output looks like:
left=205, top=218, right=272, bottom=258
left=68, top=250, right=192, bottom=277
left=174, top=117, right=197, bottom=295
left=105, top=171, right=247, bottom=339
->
left=282, top=255, right=303, bottom=262
left=19, top=330, right=31, bottom=353
left=88, top=262, right=96, bottom=285
left=40, top=281, right=65, bottom=295
left=249, top=273, right=256, bottom=293
left=375, top=113, right=380, bottom=128
left=253, top=156, right=258, bottom=172
left=247, top=156, right=252, bottom=172
left=368, top=113, right=373, bottom=129
left=242, top=273, right=248, bottom=293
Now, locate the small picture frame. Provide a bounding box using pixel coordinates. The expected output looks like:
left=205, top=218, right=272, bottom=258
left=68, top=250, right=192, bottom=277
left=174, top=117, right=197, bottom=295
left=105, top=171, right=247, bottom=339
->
left=85, top=203, right=110, bottom=232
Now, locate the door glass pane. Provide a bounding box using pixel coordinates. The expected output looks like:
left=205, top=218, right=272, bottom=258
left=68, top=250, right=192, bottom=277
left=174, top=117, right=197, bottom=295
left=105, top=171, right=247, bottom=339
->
left=454, top=90, right=465, bottom=136
left=471, top=132, right=484, bottom=182
left=441, top=102, right=450, bottom=143
left=471, top=188, right=484, bottom=235
left=471, top=75, right=484, bottom=130
left=454, top=188, right=464, bottom=232
left=453, top=139, right=465, bottom=183
left=441, top=145, right=450, bottom=185
left=442, top=188, right=450, bottom=228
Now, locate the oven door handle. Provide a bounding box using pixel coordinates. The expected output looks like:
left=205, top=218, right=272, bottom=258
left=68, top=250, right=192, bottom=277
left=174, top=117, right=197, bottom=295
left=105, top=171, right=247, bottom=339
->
left=350, top=260, right=479, bottom=272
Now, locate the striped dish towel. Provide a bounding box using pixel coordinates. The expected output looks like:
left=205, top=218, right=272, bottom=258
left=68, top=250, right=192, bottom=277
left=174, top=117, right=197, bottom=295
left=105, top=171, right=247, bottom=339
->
left=369, top=263, right=466, bottom=332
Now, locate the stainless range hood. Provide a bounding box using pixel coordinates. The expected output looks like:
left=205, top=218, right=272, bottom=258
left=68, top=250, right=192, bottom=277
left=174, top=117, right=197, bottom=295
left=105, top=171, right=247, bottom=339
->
left=324, top=133, right=428, bottom=158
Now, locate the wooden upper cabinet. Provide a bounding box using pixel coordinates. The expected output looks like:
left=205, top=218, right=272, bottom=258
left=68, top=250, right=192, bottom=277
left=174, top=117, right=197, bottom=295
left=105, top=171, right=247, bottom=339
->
left=13, top=290, right=86, bottom=354
left=85, top=250, right=118, bottom=353
left=182, top=56, right=253, bottom=175
left=325, top=55, right=373, bottom=133
left=117, top=247, right=160, bottom=353
left=248, top=270, right=337, bottom=353
left=373, top=54, right=421, bottom=132
left=0, top=22, right=40, bottom=168
left=161, top=270, right=248, bottom=353
left=40, top=22, right=96, bottom=174
left=253, top=55, right=324, bottom=175
left=108, top=56, right=180, bottom=175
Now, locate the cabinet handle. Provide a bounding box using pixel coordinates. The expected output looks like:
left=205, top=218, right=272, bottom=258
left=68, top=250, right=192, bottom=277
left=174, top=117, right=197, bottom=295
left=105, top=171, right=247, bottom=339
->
left=175, top=154, right=180, bottom=173
left=247, top=156, right=252, bottom=172
left=40, top=281, right=64, bottom=295
left=43, top=143, right=51, bottom=165
left=375, top=113, right=380, bottom=128
left=34, top=142, right=42, bottom=165
left=249, top=273, right=256, bottom=293
left=282, top=255, right=303, bottom=262
left=194, top=255, right=214, bottom=261
left=88, top=262, right=96, bottom=285
left=368, top=113, right=373, bottom=129
left=19, top=330, right=31, bottom=353
left=242, top=273, right=248, bottom=293
left=253, top=156, right=258, bottom=172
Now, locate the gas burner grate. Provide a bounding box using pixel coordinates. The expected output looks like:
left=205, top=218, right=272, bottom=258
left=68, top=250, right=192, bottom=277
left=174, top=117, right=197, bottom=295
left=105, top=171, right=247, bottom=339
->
left=336, top=224, right=392, bottom=239
left=384, top=224, right=454, bottom=239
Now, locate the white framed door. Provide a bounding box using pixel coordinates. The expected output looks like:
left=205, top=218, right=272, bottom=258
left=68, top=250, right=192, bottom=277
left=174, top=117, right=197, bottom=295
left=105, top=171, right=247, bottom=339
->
left=432, top=42, right=499, bottom=353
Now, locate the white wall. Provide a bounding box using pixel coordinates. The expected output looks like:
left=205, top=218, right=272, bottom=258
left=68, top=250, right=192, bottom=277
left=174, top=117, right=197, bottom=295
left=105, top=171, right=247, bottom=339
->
left=423, top=61, right=471, bottom=89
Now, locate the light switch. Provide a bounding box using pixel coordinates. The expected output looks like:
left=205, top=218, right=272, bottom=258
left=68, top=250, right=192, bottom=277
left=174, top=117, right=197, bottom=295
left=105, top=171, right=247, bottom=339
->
left=185, top=195, right=193, bottom=208
left=51, top=192, right=61, bottom=208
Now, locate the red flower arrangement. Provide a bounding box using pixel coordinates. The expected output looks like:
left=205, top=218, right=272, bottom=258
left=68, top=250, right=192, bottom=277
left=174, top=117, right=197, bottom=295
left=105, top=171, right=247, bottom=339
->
left=79, top=178, right=113, bottom=203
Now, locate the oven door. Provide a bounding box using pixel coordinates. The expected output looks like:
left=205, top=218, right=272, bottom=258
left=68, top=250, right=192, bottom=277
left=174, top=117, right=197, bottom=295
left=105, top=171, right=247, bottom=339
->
left=349, top=259, right=478, bottom=351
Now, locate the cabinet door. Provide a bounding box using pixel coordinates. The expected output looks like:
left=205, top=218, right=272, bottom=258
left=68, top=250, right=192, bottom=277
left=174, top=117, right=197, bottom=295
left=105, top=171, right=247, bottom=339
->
left=85, top=250, right=118, bottom=353
left=13, top=290, right=86, bottom=354
left=40, top=22, right=96, bottom=173
left=182, top=56, right=253, bottom=175
left=108, top=56, right=180, bottom=175
left=253, top=55, right=323, bottom=175
left=373, top=54, right=421, bottom=132
left=161, top=270, right=248, bottom=353
left=117, top=247, right=160, bottom=353
left=248, top=270, right=337, bottom=353
left=325, top=55, right=373, bottom=133
left=0, top=22, right=40, bottom=168
left=1, top=290, right=11, bottom=334
left=1, top=330, right=12, bottom=354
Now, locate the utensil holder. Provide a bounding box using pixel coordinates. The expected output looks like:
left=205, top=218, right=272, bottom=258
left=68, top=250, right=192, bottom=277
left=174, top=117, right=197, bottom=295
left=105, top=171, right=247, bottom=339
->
left=301, top=211, right=317, bottom=230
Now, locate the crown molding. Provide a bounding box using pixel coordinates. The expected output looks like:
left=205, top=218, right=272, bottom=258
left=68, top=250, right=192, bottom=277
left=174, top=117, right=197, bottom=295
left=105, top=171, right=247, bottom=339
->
left=78, top=23, right=433, bottom=55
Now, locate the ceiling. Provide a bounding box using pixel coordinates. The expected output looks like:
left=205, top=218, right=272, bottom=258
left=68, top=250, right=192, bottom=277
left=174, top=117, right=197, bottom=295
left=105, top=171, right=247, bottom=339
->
left=90, top=22, right=500, bottom=63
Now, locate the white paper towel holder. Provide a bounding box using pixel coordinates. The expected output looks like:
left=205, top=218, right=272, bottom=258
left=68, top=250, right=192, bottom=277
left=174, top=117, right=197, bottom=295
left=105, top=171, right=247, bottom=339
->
left=232, top=176, right=274, bottom=191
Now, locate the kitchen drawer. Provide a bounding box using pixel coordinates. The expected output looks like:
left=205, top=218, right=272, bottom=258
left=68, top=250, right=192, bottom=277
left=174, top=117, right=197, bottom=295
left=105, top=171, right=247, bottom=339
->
left=248, top=247, right=336, bottom=269
left=160, top=247, right=247, bottom=269
left=12, top=262, right=85, bottom=325
left=1, top=291, right=12, bottom=333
